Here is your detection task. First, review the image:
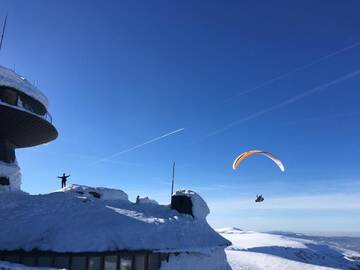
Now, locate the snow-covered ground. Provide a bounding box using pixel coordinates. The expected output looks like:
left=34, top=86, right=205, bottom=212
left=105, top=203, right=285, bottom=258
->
left=218, top=227, right=360, bottom=270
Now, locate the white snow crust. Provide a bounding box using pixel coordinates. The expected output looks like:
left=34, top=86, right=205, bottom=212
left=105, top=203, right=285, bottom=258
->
left=0, top=185, right=229, bottom=253
left=0, top=66, right=48, bottom=109
left=137, top=196, right=159, bottom=204
left=61, top=184, right=129, bottom=201
left=218, top=228, right=360, bottom=270
left=174, top=190, right=210, bottom=220
left=0, top=161, right=22, bottom=192
left=160, top=248, right=231, bottom=270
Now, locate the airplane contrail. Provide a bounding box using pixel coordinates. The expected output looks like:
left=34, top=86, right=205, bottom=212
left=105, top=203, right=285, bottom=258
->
left=207, top=69, right=360, bottom=137
left=90, top=128, right=185, bottom=166
left=231, top=41, right=360, bottom=99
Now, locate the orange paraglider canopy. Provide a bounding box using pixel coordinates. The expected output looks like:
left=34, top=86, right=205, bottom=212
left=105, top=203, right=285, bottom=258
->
left=232, top=150, right=285, bottom=172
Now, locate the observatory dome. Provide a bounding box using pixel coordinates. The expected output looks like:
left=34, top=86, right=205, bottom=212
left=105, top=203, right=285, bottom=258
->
left=0, top=65, right=48, bottom=109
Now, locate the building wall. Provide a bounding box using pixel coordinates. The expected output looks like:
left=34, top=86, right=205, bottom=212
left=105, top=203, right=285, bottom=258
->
left=0, top=250, right=168, bottom=270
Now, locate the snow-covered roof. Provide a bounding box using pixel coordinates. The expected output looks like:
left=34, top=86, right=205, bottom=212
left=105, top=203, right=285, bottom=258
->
left=0, top=66, right=48, bottom=109
left=0, top=185, right=230, bottom=253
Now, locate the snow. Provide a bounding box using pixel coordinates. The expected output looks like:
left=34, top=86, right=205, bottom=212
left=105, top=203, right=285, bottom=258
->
left=0, top=66, right=48, bottom=109
left=174, top=190, right=210, bottom=220
left=61, top=184, right=129, bottom=201
left=218, top=227, right=360, bottom=270
left=0, top=261, right=56, bottom=270
left=0, top=161, right=22, bottom=192
left=137, top=196, right=159, bottom=204
left=0, top=185, right=229, bottom=253
left=160, top=248, right=231, bottom=270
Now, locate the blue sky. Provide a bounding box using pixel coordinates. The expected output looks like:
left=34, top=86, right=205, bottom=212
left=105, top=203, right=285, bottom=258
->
left=1, top=0, right=360, bottom=235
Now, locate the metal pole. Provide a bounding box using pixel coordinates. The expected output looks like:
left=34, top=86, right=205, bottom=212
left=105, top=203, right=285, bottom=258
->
left=171, top=162, right=175, bottom=199
left=0, top=14, right=8, bottom=51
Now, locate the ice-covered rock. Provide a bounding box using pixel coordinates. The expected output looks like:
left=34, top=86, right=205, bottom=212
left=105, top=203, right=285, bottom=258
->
left=174, top=190, right=210, bottom=220
left=0, top=161, right=22, bottom=192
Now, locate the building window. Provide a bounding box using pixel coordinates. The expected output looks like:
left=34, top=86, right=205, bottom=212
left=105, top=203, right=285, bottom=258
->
left=120, top=255, right=132, bottom=270
left=54, top=256, right=69, bottom=268
left=0, top=251, right=165, bottom=270
left=21, top=256, right=36, bottom=267
left=134, top=254, right=145, bottom=270
left=148, top=253, right=160, bottom=270
left=88, top=256, right=101, bottom=270
left=19, top=93, right=46, bottom=116
left=104, top=255, right=117, bottom=270
left=0, top=88, right=18, bottom=106
left=2, top=256, right=19, bottom=264
left=72, top=256, right=86, bottom=270
left=38, top=256, right=53, bottom=267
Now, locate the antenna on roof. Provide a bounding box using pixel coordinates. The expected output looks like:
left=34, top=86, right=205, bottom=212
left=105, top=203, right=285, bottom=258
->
left=171, top=162, right=175, bottom=199
left=0, top=14, right=8, bottom=52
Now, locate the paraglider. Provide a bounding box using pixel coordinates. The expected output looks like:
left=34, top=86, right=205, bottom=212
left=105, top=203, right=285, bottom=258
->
left=232, top=150, right=285, bottom=203
left=232, top=150, right=285, bottom=172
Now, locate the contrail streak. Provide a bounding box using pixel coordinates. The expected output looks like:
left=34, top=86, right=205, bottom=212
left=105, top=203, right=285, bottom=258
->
left=90, top=128, right=185, bottom=166
left=231, top=41, right=360, bottom=99
left=207, top=69, right=360, bottom=137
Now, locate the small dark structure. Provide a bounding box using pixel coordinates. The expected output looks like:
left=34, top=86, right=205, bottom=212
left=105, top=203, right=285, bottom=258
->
left=0, top=176, right=9, bottom=186
left=171, top=194, right=193, bottom=217
left=255, top=195, right=264, bottom=203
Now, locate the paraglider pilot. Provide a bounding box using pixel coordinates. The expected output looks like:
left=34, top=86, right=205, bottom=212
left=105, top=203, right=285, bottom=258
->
left=58, top=173, right=70, bottom=188
left=255, top=194, right=264, bottom=203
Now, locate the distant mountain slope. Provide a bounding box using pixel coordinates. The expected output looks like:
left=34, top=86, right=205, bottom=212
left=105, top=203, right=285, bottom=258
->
left=268, top=231, right=360, bottom=254
left=218, top=228, right=360, bottom=270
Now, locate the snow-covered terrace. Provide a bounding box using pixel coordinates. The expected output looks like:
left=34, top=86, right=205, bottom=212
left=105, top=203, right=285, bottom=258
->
left=0, top=66, right=48, bottom=109
left=0, top=65, right=52, bottom=122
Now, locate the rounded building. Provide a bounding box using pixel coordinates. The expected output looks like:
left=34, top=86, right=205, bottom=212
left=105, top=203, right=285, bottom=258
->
left=0, top=65, right=57, bottom=191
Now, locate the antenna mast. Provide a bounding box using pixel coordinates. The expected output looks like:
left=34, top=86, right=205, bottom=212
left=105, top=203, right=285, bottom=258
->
left=171, top=162, right=175, bottom=199
left=0, top=14, right=8, bottom=51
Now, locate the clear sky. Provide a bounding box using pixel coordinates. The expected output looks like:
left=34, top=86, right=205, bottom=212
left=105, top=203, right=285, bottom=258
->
left=1, top=0, right=360, bottom=236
